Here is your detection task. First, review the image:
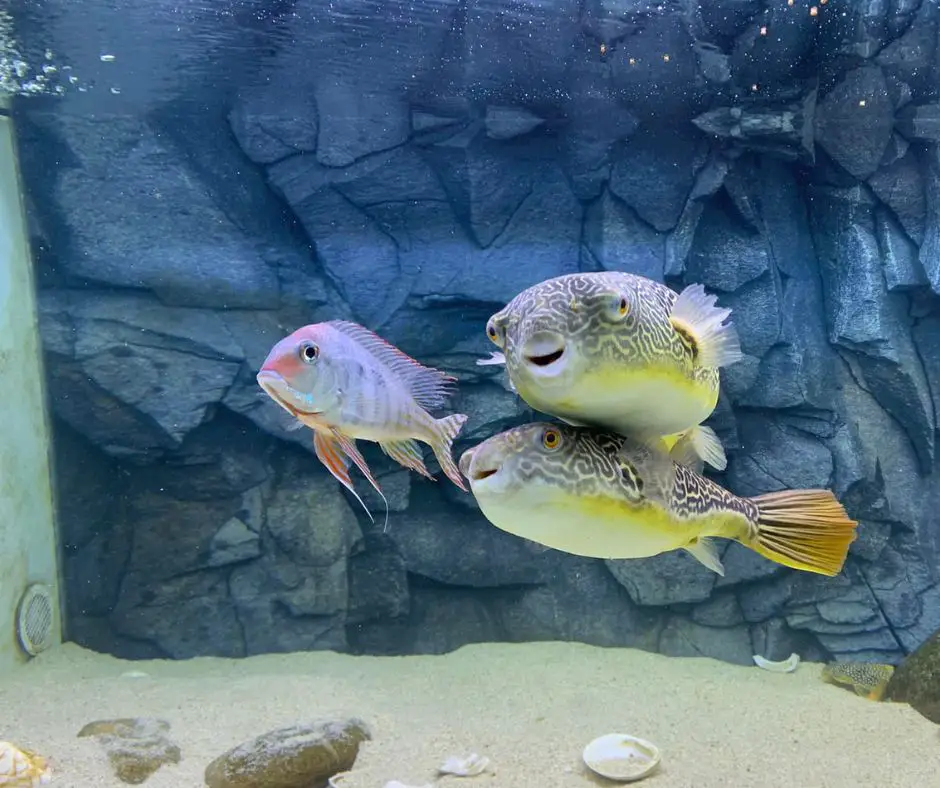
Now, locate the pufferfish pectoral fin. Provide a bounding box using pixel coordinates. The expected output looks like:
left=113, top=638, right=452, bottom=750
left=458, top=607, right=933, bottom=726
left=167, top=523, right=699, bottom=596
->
left=684, top=537, right=725, bottom=576
left=475, top=351, right=506, bottom=367
left=669, top=283, right=744, bottom=370
left=668, top=425, right=727, bottom=472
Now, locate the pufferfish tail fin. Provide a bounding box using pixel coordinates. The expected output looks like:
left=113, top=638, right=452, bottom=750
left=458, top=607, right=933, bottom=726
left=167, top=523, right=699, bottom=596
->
left=747, top=489, right=859, bottom=577
left=669, top=283, right=744, bottom=369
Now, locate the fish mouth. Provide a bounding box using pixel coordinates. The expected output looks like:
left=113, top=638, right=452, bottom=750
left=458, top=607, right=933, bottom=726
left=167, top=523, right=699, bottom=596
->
left=472, top=467, right=499, bottom=482
left=459, top=446, right=502, bottom=485
left=526, top=348, right=564, bottom=367
left=521, top=333, right=567, bottom=374
left=256, top=370, right=322, bottom=417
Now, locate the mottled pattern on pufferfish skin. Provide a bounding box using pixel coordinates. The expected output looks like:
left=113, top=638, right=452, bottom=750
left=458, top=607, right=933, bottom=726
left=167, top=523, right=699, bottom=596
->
left=489, top=272, right=722, bottom=386
left=502, top=423, right=758, bottom=526
left=822, top=662, right=896, bottom=699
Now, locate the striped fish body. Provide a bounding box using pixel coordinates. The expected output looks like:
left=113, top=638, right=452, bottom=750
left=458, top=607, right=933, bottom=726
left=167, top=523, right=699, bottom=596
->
left=483, top=272, right=741, bottom=464
left=257, top=320, right=468, bottom=523
left=461, top=423, right=858, bottom=577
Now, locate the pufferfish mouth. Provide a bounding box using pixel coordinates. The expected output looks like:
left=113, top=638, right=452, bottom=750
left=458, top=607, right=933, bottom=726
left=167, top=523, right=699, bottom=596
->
left=526, top=348, right=565, bottom=367
left=521, top=333, right=567, bottom=372
left=459, top=446, right=500, bottom=484
left=472, top=467, right=499, bottom=482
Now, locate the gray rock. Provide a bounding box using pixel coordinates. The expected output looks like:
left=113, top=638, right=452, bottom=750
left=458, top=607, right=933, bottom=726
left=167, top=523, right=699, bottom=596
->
left=686, top=198, right=771, bottom=292
left=346, top=534, right=410, bottom=626
left=607, top=551, right=719, bottom=607
left=583, top=190, right=665, bottom=281
left=610, top=124, right=709, bottom=232
left=868, top=149, right=926, bottom=245
left=208, top=519, right=262, bottom=568
left=698, top=0, right=763, bottom=40
left=729, top=3, right=817, bottom=92
left=228, top=83, right=319, bottom=165
left=920, top=145, right=940, bottom=294
left=658, top=616, right=754, bottom=666
left=46, top=115, right=281, bottom=309
left=896, top=103, right=940, bottom=142
left=875, top=208, right=928, bottom=291
left=876, top=2, right=940, bottom=98
left=484, top=105, right=545, bottom=140
left=39, top=290, right=244, bottom=457
left=808, top=184, right=935, bottom=472
left=815, top=66, right=895, bottom=181
left=389, top=486, right=558, bottom=588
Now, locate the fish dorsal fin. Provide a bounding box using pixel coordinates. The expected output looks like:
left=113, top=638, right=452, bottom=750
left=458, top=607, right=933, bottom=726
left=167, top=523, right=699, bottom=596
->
left=328, top=320, right=457, bottom=411
left=669, top=283, right=744, bottom=369
left=669, top=425, right=727, bottom=472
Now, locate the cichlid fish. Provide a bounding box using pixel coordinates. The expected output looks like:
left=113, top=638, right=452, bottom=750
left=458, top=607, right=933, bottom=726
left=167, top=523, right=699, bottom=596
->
left=459, top=422, right=858, bottom=577
left=257, top=320, right=469, bottom=526
left=478, top=272, right=743, bottom=471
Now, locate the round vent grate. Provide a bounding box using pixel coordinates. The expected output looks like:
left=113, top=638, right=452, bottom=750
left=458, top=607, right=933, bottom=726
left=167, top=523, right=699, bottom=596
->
left=15, top=583, right=55, bottom=657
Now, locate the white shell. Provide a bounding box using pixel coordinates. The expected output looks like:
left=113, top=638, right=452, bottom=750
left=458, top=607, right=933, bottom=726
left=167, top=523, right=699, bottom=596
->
left=0, top=741, right=52, bottom=786
left=582, top=733, right=661, bottom=783
left=438, top=753, right=490, bottom=777
left=752, top=652, right=801, bottom=673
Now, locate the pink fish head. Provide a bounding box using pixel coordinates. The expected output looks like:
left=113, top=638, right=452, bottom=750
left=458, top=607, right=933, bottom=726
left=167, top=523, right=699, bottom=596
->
left=256, top=324, right=342, bottom=418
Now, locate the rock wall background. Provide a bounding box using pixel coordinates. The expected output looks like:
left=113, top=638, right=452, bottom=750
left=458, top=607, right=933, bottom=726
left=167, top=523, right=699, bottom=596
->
left=9, top=0, right=940, bottom=665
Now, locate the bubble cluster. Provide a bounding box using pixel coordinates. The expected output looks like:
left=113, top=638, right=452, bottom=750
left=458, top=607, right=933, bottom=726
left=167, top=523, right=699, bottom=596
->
left=0, top=9, right=76, bottom=97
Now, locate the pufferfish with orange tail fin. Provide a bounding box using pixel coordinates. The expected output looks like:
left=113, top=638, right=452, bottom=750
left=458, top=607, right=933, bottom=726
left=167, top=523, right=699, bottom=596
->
left=257, top=320, right=469, bottom=527
left=460, top=422, right=859, bottom=577
left=478, top=272, right=743, bottom=474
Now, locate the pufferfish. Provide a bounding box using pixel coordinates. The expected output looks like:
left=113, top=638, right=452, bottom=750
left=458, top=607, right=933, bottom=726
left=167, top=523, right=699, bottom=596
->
left=459, top=422, right=858, bottom=577
left=477, top=272, right=743, bottom=473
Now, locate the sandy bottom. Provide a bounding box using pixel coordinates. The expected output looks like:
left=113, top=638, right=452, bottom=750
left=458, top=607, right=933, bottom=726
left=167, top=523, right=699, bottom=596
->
left=2, top=641, right=938, bottom=787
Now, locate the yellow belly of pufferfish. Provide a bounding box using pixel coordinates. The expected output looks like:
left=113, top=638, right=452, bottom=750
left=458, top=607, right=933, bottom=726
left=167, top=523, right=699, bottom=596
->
left=524, top=363, right=718, bottom=438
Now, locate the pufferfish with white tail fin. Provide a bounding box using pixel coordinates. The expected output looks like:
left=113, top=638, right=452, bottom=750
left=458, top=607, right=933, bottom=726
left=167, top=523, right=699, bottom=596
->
left=257, top=320, right=469, bottom=527
left=478, top=272, right=743, bottom=472
left=459, top=422, right=859, bottom=577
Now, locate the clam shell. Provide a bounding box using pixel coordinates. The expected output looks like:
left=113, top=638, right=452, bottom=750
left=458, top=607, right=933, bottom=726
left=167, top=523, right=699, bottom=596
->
left=0, top=741, right=52, bottom=786
left=582, top=733, right=661, bottom=783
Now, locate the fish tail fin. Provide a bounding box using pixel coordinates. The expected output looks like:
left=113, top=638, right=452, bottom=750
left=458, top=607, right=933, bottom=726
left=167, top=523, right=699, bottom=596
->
left=429, top=413, right=469, bottom=492
left=669, top=283, right=743, bottom=369
left=748, top=489, right=859, bottom=576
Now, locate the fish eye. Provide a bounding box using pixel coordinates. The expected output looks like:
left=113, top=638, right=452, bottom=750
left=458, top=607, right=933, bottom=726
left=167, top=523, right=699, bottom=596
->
left=486, top=318, right=502, bottom=345
left=541, top=428, right=562, bottom=451
left=299, top=341, right=319, bottom=363
left=604, top=293, right=630, bottom=322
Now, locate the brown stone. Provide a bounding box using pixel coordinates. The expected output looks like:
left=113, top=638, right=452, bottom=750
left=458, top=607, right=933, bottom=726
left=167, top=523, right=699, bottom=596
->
left=204, top=718, right=371, bottom=788
left=77, top=717, right=181, bottom=784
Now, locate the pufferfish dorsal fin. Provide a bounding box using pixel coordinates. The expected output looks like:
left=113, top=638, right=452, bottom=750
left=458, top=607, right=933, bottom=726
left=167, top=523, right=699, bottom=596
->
left=668, top=283, right=744, bottom=370
left=668, top=424, right=727, bottom=472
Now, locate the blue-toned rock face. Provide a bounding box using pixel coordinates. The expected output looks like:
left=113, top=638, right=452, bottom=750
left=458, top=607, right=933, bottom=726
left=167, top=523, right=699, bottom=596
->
left=11, top=0, right=940, bottom=666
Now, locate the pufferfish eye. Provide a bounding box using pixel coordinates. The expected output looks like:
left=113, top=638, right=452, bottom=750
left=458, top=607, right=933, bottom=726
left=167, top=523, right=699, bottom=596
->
left=604, top=293, right=630, bottom=322
left=541, top=427, right=562, bottom=450
left=486, top=318, right=502, bottom=345
left=299, top=341, right=319, bottom=363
